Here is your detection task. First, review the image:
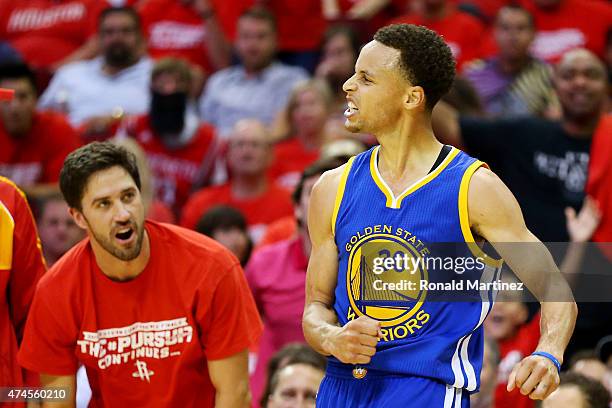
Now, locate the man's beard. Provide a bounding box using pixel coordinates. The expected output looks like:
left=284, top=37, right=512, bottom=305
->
left=105, top=43, right=135, bottom=67
left=150, top=90, right=187, bottom=135
left=89, top=219, right=145, bottom=261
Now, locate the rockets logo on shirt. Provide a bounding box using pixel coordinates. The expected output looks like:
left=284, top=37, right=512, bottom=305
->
left=76, top=317, right=194, bottom=372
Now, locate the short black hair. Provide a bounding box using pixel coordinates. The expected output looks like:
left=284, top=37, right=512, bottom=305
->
left=558, top=372, right=610, bottom=408
left=496, top=4, right=535, bottom=28
left=195, top=206, right=248, bottom=236
left=239, top=6, right=277, bottom=32
left=98, top=6, right=141, bottom=32
left=0, top=62, right=37, bottom=93
left=373, top=24, right=456, bottom=110
left=262, top=343, right=327, bottom=407
left=292, top=157, right=347, bottom=204
left=60, top=142, right=141, bottom=211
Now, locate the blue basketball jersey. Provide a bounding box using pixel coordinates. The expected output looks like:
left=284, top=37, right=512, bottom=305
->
left=332, top=145, right=503, bottom=392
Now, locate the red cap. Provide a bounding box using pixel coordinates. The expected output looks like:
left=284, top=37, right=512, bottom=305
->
left=0, top=88, right=15, bottom=101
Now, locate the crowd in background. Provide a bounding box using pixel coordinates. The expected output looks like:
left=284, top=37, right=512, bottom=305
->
left=1, top=0, right=612, bottom=407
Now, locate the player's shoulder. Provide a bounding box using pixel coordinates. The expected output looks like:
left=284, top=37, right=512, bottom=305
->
left=37, top=239, right=91, bottom=293
left=148, top=221, right=239, bottom=269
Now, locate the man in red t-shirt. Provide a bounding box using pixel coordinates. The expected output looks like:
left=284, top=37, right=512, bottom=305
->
left=0, top=0, right=109, bottom=72
left=0, top=176, right=46, bottom=395
left=181, top=119, right=294, bottom=243
left=0, top=63, right=81, bottom=188
left=120, top=57, right=218, bottom=215
left=389, top=0, right=486, bottom=69
left=18, top=142, right=262, bottom=407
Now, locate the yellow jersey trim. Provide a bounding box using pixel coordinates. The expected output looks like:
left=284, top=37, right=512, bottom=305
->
left=458, top=161, right=504, bottom=268
left=0, top=201, right=15, bottom=269
left=332, top=156, right=356, bottom=237
left=370, top=145, right=460, bottom=209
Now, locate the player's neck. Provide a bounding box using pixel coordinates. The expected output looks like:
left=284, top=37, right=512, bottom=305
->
left=93, top=230, right=151, bottom=281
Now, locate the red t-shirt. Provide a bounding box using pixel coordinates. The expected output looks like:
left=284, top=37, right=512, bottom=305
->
left=390, top=7, right=486, bottom=69
left=265, top=0, right=327, bottom=51
left=0, top=177, right=46, bottom=392
left=0, top=111, right=81, bottom=186
left=124, top=115, right=217, bottom=214
left=0, top=0, right=108, bottom=69
left=180, top=183, right=294, bottom=243
left=139, top=0, right=216, bottom=74
left=268, top=137, right=320, bottom=191
left=494, top=313, right=540, bottom=408
left=587, top=114, right=612, bottom=244
left=18, top=221, right=262, bottom=407
left=211, top=0, right=254, bottom=41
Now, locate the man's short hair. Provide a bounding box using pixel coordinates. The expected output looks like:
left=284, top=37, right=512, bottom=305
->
left=60, top=142, right=141, bottom=211
left=497, top=4, right=535, bottom=28
left=558, top=372, right=610, bottom=408
left=373, top=24, right=456, bottom=110
left=239, top=6, right=277, bottom=32
left=261, top=343, right=327, bottom=407
left=98, top=6, right=141, bottom=31
left=0, top=62, right=38, bottom=94
left=152, top=57, right=192, bottom=87
left=195, top=206, right=248, bottom=237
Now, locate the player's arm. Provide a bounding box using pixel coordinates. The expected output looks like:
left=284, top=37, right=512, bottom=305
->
left=302, top=167, right=380, bottom=364
left=39, top=374, right=76, bottom=408
left=208, top=349, right=250, bottom=408
left=468, top=167, right=577, bottom=400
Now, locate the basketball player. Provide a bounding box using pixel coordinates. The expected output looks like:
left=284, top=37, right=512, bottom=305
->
left=303, top=24, right=577, bottom=407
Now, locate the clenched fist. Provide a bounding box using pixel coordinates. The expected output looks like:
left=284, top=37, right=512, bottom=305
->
left=327, top=316, right=381, bottom=365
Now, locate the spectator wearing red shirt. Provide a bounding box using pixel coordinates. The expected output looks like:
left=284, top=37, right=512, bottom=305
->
left=0, top=63, right=81, bottom=188
left=587, top=114, right=612, bottom=243
left=389, top=0, right=486, bottom=69
left=138, top=0, right=231, bottom=85
left=0, top=0, right=109, bottom=74
left=119, top=57, right=218, bottom=214
left=246, top=157, right=344, bottom=407
left=0, top=176, right=46, bottom=393
left=181, top=119, right=294, bottom=242
left=270, top=80, right=332, bottom=190
left=18, top=142, right=262, bottom=407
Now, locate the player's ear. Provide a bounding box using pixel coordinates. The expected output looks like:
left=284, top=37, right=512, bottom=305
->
left=404, top=86, right=426, bottom=110
left=69, top=207, right=88, bottom=230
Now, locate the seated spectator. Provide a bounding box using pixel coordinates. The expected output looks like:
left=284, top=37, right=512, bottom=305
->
left=195, top=205, right=252, bottom=266
left=34, top=191, right=85, bottom=267
left=433, top=49, right=608, bottom=242
left=269, top=80, right=332, bottom=190
left=542, top=372, right=610, bottom=408
left=119, top=57, right=217, bottom=214
left=110, top=136, right=175, bottom=223
left=315, top=24, right=360, bottom=116
left=0, top=0, right=108, bottom=74
left=389, top=0, right=486, bottom=69
left=0, top=62, right=80, bottom=187
left=262, top=344, right=326, bottom=408
left=180, top=119, right=294, bottom=242
left=463, top=5, right=559, bottom=118
left=199, top=7, right=308, bottom=138
left=569, top=350, right=608, bottom=384
left=38, top=6, right=153, bottom=139
left=485, top=289, right=540, bottom=408
left=246, top=157, right=344, bottom=405
left=138, top=0, right=231, bottom=92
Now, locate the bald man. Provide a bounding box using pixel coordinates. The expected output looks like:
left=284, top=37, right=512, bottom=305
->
left=433, top=48, right=608, bottom=241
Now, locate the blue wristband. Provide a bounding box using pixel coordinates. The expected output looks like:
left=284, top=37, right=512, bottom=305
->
left=531, top=351, right=561, bottom=373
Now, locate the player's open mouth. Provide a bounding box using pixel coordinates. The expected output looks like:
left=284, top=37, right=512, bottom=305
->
left=115, top=227, right=135, bottom=244
left=344, top=101, right=359, bottom=118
